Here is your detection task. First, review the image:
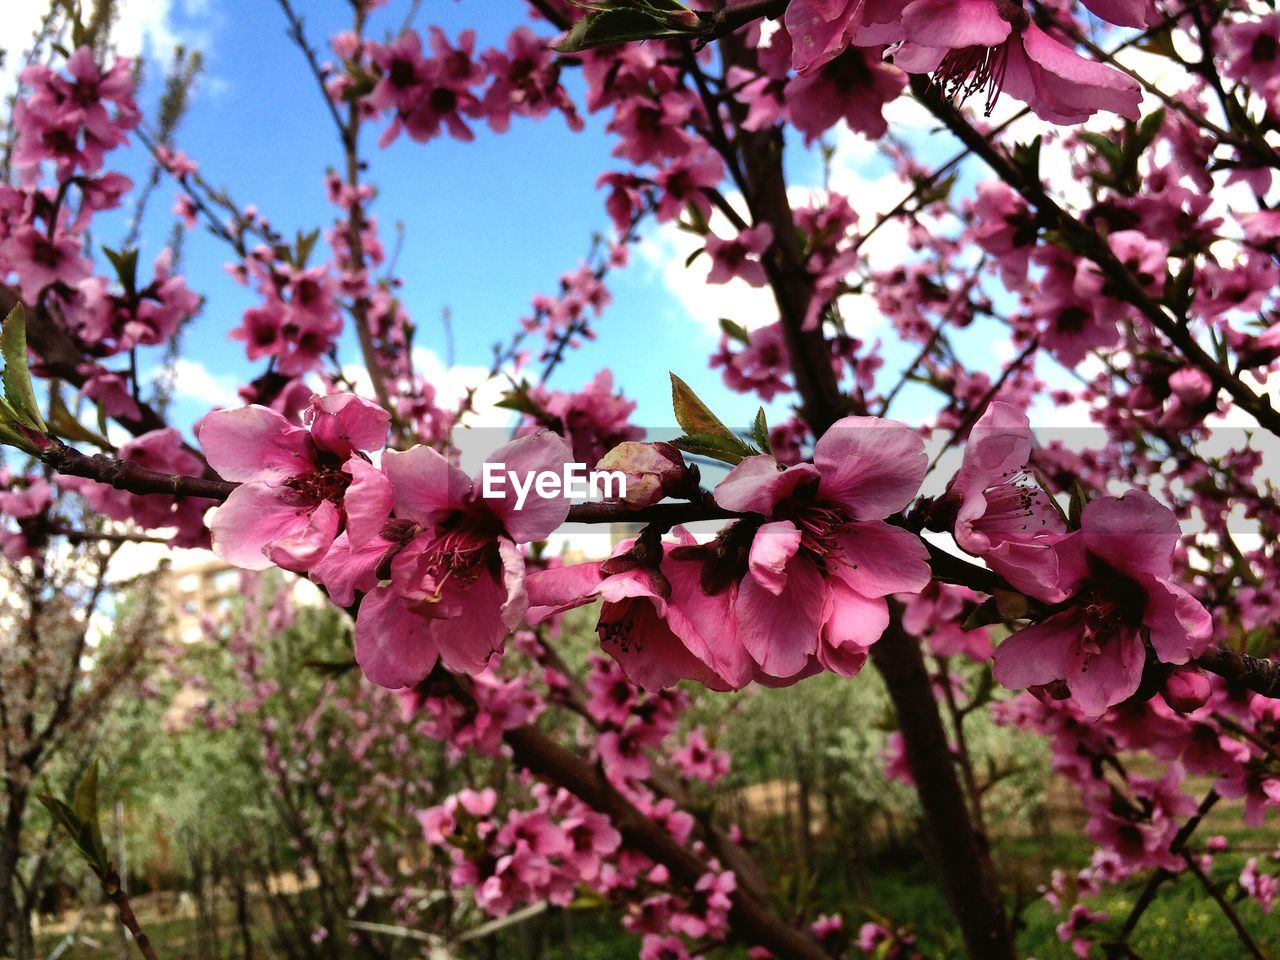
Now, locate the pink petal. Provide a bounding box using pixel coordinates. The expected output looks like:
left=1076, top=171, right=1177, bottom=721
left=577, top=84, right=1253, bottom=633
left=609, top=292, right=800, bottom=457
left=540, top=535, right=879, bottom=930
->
left=748, top=520, right=802, bottom=595
left=735, top=554, right=824, bottom=678
left=310, top=531, right=392, bottom=607
left=1143, top=577, right=1212, bottom=664
left=818, top=578, right=888, bottom=675
left=355, top=585, right=441, bottom=688
left=1081, top=490, right=1179, bottom=580
left=667, top=560, right=754, bottom=689
left=480, top=431, right=575, bottom=543
left=992, top=609, right=1081, bottom=691
left=1065, top=627, right=1145, bottom=718
left=344, top=458, right=394, bottom=548
left=309, top=393, right=391, bottom=458
left=210, top=482, right=318, bottom=571
left=383, top=444, right=471, bottom=527
left=429, top=570, right=508, bottom=674
left=830, top=520, right=931, bottom=597
left=526, top=562, right=604, bottom=625
left=714, top=456, right=820, bottom=514
left=901, top=0, right=1011, bottom=48
left=498, top=537, right=529, bottom=631
left=1079, top=0, right=1150, bottom=27
left=814, top=417, right=926, bottom=520
left=264, top=498, right=341, bottom=572
left=195, top=405, right=312, bottom=483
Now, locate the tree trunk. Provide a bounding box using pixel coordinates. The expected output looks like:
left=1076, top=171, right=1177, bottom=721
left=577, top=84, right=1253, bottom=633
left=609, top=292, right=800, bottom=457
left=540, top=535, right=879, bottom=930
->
left=0, top=782, right=36, bottom=960
left=870, top=617, right=1016, bottom=960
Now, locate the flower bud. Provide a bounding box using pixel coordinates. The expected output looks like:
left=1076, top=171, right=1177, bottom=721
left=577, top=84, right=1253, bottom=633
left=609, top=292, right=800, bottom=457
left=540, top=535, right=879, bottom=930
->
left=596, top=441, right=691, bottom=509
left=1162, top=665, right=1211, bottom=714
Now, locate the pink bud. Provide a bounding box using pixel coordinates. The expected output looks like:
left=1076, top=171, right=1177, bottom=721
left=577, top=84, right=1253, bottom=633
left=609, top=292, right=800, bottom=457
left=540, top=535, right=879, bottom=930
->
left=596, top=441, right=690, bottom=508
left=1162, top=666, right=1211, bottom=713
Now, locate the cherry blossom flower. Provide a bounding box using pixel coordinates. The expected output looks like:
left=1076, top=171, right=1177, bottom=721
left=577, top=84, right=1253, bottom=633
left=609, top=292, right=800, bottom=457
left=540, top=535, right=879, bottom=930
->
left=197, top=395, right=391, bottom=572
left=355, top=432, right=572, bottom=687
left=993, top=490, right=1212, bottom=717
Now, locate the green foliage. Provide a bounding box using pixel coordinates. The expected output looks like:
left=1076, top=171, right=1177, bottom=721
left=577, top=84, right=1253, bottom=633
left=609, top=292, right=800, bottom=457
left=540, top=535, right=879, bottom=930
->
left=39, top=762, right=110, bottom=876
left=0, top=303, right=49, bottom=452
left=669, top=372, right=759, bottom=464
left=553, top=0, right=701, bottom=53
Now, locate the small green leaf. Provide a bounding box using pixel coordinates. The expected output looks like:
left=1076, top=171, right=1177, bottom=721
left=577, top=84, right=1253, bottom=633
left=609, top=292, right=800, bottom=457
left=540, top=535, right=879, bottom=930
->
left=670, top=373, right=740, bottom=444
left=295, top=228, right=321, bottom=269
left=671, top=432, right=756, bottom=466
left=101, top=247, right=140, bottom=299
left=554, top=3, right=699, bottom=53
left=1, top=304, right=48, bottom=433
left=48, top=388, right=112, bottom=450
left=718, top=318, right=750, bottom=345
left=1067, top=481, right=1089, bottom=531
left=1011, top=137, right=1042, bottom=184
left=751, top=407, right=771, bottom=455
left=38, top=761, right=109, bottom=873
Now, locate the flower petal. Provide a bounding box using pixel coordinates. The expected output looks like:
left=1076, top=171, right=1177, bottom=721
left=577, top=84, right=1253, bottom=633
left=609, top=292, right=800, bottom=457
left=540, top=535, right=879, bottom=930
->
left=813, top=417, right=926, bottom=520
left=830, top=520, right=931, bottom=597
left=195, top=405, right=312, bottom=483
left=355, top=586, right=440, bottom=688
left=383, top=444, right=471, bottom=527
left=480, top=431, right=575, bottom=542
left=344, top=458, right=394, bottom=548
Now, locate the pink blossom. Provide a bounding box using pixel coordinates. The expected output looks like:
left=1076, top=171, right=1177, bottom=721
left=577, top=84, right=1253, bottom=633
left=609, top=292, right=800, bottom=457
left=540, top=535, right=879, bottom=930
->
left=355, top=432, right=572, bottom=687
left=701, top=417, right=930, bottom=683
left=197, top=396, right=391, bottom=572
left=993, top=491, right=1212, bottom=717
left=942, top=400, right=1068, bottom=600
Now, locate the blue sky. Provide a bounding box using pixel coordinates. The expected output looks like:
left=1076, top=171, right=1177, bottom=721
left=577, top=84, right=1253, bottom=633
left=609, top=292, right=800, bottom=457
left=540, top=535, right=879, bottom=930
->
left=7, top=0, right=1041, bottom=443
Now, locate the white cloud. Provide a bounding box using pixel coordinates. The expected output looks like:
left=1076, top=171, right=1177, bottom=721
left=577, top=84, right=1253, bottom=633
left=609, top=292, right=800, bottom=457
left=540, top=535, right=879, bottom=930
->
left=164, top=356, right=240, bottom=407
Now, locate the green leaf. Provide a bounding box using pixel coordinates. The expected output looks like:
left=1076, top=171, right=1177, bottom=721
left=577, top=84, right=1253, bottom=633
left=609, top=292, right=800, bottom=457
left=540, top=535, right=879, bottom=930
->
left=0, top=418, right=41, bottom=456
left=553, top=3, right=699, bottom=53
left=1, top=304, right=48, bottom=433
left=751, top=407, right=771, bottom=455
left=101, top=247, right=140, bottom=298
left=48, top=388, right=112, bottom=450
left=1011, top=137, right=1042, bottom=184
left=718, top=318, right=750, bottom=345
left=295, top=228, right=321, bottom=269
left=38, top=761, right=109, bottom=873
left=671, top=432, right=756, bottom=466
left=670, top=373, right=740, bottom=444
left=1067, top=481, right=1089, bottom=530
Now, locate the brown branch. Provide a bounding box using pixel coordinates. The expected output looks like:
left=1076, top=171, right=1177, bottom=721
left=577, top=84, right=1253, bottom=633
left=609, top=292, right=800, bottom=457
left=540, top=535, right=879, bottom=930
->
left=102, top=866, right=161, bottom=960
left=27, top=440, right=1280, bottom=701
left=1179, top=850, right=1267, bottom=960
left=39, top=441, right=234, bottom=500
left=870, top=612, right=1016, bottom=958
